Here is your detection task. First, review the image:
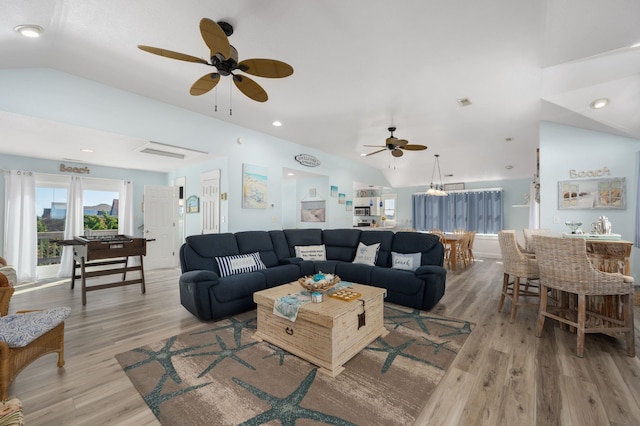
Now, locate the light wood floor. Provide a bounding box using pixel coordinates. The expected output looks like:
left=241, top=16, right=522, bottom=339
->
left=8, top=259, right=640, bottom=426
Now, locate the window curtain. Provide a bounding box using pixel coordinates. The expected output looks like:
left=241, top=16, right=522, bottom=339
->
left=3, top=170, right=37, bottom=282
left=118, top=180, right=139, bottom=266
left=58, top=176, right=83, bottom=278
left=413, top=189, right=503, bottom=233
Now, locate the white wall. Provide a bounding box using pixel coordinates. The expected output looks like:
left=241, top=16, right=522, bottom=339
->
left=539, top=121, right=640, bottom=280
left=0, top=68, right=390, bottom=239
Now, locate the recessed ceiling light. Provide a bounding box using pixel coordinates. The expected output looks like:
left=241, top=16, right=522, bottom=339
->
left=287, top=172, right=294, bottom=176
left=505, top=137, right=513, bottom=142
left=457, top=98, right=472, bottom=107
left=505, top=165, right=513, bottom=170
left=80, top=149, right=94, bottom=153
left=360, top=153, right=367, bottom=156
left=14, top=24, right=43, bottom=38
left=590, top=98, right=609, bottom=109
left=272, top=120, right=282, bottom=127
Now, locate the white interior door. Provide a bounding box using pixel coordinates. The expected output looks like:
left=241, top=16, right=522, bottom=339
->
left=201, top=170, right=220, bottom=234
left=143, top=185, right=177, bottom=269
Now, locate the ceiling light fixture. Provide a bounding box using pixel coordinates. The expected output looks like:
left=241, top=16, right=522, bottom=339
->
left=14, top=24, right=43, bottom=38
left=426, top=154, right=448, bottom=196
left=80, top=149, right=94, bottom=153
left=457, top=98, right=472, bottom=107
left=272, top=120, right=282, bottom=127
left=590, top=98, right=609, bottom=109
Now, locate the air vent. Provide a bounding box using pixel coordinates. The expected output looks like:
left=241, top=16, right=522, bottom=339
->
left=135, top=141, right=207, bottom=160
left=457, top=98, right=472, bottom=107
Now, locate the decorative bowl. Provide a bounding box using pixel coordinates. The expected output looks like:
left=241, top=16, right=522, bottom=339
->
left=298, top=273, right=341, bottom=292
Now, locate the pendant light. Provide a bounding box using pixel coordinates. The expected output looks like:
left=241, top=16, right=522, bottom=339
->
left=426, top=154, right=448, bottom=196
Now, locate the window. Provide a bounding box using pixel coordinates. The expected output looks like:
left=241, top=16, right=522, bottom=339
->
left=35, top=175, right=123, bottom=268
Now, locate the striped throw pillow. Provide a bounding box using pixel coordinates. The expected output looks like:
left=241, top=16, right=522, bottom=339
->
left=215, top=252, right=266, bottom=277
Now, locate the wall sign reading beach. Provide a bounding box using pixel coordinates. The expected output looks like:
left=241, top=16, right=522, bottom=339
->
left=558, top=177, right=625, bottom=210
left=242, top=163, right=268, bottom=209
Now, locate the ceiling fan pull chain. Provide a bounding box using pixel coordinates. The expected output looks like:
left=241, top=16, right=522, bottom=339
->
left=229, top=79, right=233, bottom=116
left=214, top=86, right=218, bottom=112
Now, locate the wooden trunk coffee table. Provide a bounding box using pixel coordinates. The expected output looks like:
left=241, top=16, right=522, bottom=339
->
left=253, top=282, right=388, bottom=377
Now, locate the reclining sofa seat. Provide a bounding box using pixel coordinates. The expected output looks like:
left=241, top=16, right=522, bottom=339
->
left=179, top=228, right=446, bottom=321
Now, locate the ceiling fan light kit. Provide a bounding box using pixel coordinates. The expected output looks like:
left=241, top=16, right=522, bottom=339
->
left=138, top=18, right=293, bottom=103
left=364, top=126, right=427, bottom=157
left=427, top=154, right=448, bottom=196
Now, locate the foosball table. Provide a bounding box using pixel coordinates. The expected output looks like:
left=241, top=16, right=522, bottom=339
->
left=61, top=235, right=147, bottom=305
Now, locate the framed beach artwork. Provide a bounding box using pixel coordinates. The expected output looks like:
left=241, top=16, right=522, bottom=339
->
left=242, top=163, right=268, bottom=209
left=301, top=200, right=326, bottom=222
left=331, top=185, right=338, bottom=198
left=338, top=193, right=345, bottom=204
left=558, top=177, right=625, bottom=210
left=346, top=200, right=352, bottom=211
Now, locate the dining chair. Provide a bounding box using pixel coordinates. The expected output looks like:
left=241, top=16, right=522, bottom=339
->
left=522, top=228, right=550, bottom=254
left=498, top=230, right=540, bottom=322
left=533, top=235, right=635, bottom=357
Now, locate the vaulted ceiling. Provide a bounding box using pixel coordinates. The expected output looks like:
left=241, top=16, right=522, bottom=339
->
left=1, top=0, right=639, bottom=187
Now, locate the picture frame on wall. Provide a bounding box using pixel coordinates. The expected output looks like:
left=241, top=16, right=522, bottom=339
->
left=558, top=177, right=626, bottom=210
left=186, top=195, right=200, bottom=213
left=301, top=200, right=326, bottom=222
left=242, top=163, right=268, bottom=209
left=331, top=185, right=338, bottom=197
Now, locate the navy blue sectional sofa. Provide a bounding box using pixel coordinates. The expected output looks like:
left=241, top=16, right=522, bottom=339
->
left=179, top=228, right=447, bottom=321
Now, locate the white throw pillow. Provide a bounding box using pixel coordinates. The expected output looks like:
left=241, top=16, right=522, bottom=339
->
left=353, top=242, right=380, bottom=266
left=391, top=252, right=421, bottom=271
left=215, top=252, right=266, bottom=277
left=294, top=245, right=326, bottom=261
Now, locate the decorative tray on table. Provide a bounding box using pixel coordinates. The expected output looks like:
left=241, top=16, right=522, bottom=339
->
left=298, top=273, right=341, bottom=292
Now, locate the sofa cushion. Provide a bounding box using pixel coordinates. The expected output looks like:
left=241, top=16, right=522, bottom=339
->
left=284, top=229, right=323, bottom=257
left=269, top=230, right=294, bottom=262
left=322, top=228, right=362, bottom=262
left=211, top=272, right=266, bottom=303
left=391, top=232, right=443, bottom=266
left=391, top=252, right=421, bottom=271
left=335, top=262, right=373, bottom=285
left=353, top=242, right=380, bottom=266
left=370, top=267, right=424, bottom=296
left=215, top=252, right=266, bottom=277
left=359, top=231, right=394, bottom=267
left=236, top=231, right=280, bottom=267
left=181, top=233, right=240, bottom=275
left=258, top=264, right=303, bottom=288
left=294, top=245, right=326, bottom=261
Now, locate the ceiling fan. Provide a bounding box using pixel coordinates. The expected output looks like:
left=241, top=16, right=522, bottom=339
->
left=138, top=18, right=293, bottom=102
left=364, top=127, right=428, bottom=157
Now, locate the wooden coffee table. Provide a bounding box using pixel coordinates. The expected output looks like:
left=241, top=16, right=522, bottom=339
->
left=253, top=282, right=388, bottom=377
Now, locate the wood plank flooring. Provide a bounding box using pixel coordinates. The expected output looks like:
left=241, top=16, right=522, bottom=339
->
left=8, top=258, right=640, bottom=425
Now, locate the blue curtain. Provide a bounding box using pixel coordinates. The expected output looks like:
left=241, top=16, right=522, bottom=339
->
left=413, top=189, right=503, bottom=233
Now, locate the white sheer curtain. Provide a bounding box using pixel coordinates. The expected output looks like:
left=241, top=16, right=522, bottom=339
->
left=58, top=176, right=83, bottom=278
left=118, top=180, right=139, bottom=266
left=3, top=170, right=37, bottom=282
left=118, top=180, right=134, bottom=235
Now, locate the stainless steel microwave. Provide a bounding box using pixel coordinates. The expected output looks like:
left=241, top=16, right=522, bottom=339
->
left=354, top=207, right=370, bottom=216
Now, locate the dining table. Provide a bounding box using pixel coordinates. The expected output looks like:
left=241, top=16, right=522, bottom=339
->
left=442, top=232, right=463, bottom=271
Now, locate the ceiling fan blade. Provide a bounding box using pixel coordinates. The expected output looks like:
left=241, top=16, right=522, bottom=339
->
left=233, top=74, right=268, bottom=102
left=366, top=148, right=387, bottom=156
left=395, top=139, right=409, bottom=147
left=238, top=59, right=294, bottom=78
left=401, top=144, right=428, bottom=151
left=190, top=73, right=221, bottom=96
left=138, top=45, right=208, bottom=64
left=200, top=18, right=231, bottom=59
left=392, top=149, right=404, bottom=158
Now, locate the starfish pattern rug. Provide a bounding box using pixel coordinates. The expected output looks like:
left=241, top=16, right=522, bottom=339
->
left=116, top=304, right=473, bottom=425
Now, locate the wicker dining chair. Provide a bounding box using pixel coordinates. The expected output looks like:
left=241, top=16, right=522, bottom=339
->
left=498, top=230, right=540, bottom=322
left=533, top=235, right=635, bottom=357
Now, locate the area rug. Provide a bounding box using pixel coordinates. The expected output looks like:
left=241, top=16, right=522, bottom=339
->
left=116, top=304, right=473, bottom=426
